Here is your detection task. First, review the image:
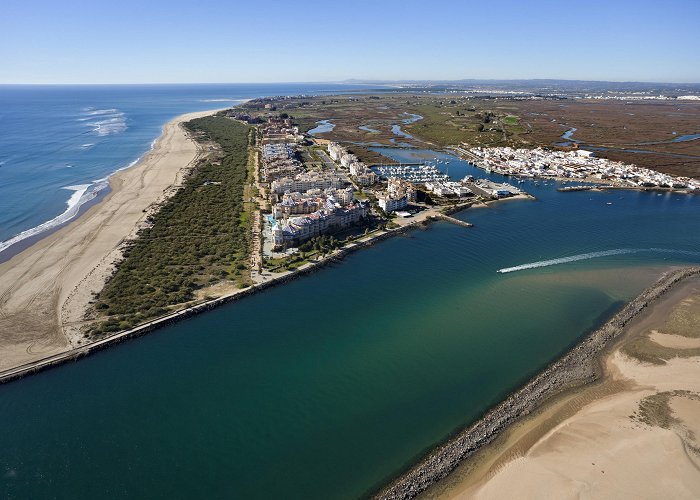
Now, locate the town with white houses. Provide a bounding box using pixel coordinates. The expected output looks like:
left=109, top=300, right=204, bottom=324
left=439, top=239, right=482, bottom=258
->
left=255, top=117, right=527, bottom=261
left=459, top=146, right=700, bottom=190
left=252, top=112, right=699, bottom=270
left=244, top=111, right=698, bottom=275
left=257, top=120, right=369, bottom=251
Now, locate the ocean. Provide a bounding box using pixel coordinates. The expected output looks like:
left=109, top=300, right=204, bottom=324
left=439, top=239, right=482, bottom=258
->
left=0, top=84, right=373, bottom=254
left=1, top=87, right=700, bottom=498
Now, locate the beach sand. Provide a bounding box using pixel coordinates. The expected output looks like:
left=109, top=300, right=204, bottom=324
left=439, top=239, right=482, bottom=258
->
left=0, top=109, right=219, bottom=372
left=430, top=275, right=700, bottom=500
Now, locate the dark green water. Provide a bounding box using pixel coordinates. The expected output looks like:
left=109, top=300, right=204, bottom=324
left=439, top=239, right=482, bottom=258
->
left=1, top=150, right=699, bottom=499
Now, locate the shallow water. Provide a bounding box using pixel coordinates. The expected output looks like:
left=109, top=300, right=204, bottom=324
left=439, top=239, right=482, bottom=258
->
left=359, top=125, right=380, bottom=133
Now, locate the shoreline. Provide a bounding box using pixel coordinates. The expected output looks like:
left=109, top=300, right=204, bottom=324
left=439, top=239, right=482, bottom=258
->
left=0, top=118, right=199, bottom=262
left=438, top=271, right=700, bottom=498
left=373, top=266, right=700, bottom=499
left=0, top=219, right=427, bottom=384
left=0, top=184, right=112, bottom=265
left=0, top=108, right=224, bottom=373
left=0, top=120, right=533, bottom=383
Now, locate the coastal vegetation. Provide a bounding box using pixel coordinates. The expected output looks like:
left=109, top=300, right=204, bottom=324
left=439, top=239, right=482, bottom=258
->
left=243, top=95, right=528, bottom=148
left=242, top=94, right=700, bottom=178
left=90, top=117, right=252, bottom=335
left=401, top=103, right=513, bottom=147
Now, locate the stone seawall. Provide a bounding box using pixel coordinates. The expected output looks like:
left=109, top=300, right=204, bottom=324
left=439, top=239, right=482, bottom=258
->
left=0, top=223, right=425, bottom=385
left=375, top=266, right=700, bottom=500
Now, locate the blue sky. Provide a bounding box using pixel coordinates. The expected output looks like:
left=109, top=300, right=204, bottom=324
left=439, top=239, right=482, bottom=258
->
left=2, top=0, right=699, bottom=84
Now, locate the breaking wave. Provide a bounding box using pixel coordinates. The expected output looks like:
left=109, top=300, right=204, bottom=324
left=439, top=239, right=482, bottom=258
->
left=79, top=107, right=127, bottom=136
left=0, top=182, right=108, bottom=255
left=83, top=108, right=119, bottom=116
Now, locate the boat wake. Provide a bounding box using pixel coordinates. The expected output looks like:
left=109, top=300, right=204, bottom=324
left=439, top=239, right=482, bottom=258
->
left=497, top=248, right=700, bottom=273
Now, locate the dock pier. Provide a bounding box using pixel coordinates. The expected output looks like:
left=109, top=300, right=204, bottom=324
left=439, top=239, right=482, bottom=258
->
left=431, top=213, right=474, bottom=228
left=557, top=185, right=594, bottom=192
left=557, top=184, right=615, bottom=192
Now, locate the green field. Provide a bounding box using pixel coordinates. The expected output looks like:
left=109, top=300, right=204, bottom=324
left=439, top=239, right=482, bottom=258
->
left=91, top=117, right=252, bottom=335
left=242, top=94, right=532, bottom=149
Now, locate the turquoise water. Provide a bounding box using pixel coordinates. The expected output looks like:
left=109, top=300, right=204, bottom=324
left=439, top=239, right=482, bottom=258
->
left=1, top=108, right=700, bottom=498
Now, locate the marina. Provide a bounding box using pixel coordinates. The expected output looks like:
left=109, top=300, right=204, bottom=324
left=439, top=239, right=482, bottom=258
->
left=0, top=98, right=699, bottom=498
left=373, top=163, right=451, bottom=183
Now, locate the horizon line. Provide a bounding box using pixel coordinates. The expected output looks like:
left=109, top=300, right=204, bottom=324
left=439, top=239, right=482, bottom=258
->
left=1, top=78, right=699, bottom=86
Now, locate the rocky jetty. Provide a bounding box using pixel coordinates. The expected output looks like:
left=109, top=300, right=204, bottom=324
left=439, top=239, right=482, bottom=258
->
left=376, top=266, right=700, bottom=500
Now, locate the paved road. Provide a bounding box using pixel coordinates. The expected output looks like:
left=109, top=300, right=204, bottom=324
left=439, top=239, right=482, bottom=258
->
left=316, top=149, right=340, bottom=171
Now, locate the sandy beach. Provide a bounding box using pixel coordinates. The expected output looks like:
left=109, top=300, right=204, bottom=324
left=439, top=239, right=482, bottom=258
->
left=0, top=109, right=219, bottom=372
left=429, top=274, right=700, bottom=500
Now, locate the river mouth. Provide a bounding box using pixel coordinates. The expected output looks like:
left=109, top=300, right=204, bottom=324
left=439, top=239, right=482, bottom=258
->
left=1, top=146, right=699, bottom=498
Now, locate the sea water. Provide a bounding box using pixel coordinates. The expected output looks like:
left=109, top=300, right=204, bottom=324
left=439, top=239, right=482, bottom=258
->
left=0, top=95, right=699, bottom=498
left=0, top=84, right=371, bottom=253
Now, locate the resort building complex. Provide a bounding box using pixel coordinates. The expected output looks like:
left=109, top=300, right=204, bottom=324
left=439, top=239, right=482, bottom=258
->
left=260, top=126, right=369, bottom=250
left=328, top=142, right=377, bottom=186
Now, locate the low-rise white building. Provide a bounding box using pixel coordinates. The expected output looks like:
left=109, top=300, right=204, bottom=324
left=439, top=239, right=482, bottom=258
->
left=328, top=142, right=376, bottom=185
left=271, top=173, right=345, bottom=194
left=378, top=195, right=408, bottom=213
left=270, top=201, right=369, bottom=249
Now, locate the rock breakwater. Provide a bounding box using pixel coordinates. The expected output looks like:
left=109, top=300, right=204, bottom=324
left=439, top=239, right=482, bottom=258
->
left=375, top=266, right=700, bottom=499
